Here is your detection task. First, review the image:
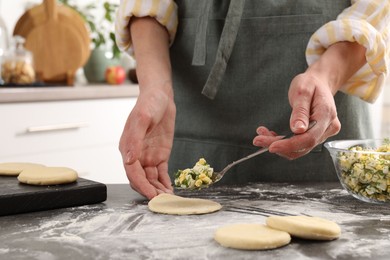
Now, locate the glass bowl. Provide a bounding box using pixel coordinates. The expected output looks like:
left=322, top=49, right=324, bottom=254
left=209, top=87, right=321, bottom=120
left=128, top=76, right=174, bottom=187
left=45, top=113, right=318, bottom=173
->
left=324, top=139, right=390, bottom=204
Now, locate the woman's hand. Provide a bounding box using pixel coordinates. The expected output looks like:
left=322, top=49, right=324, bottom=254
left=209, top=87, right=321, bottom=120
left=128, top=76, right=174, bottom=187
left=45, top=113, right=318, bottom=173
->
left=119, top=87, right=175, bottom=199
left=253, top=41, right=366, bottom=159
left=119, top=16, right=174, bottom=199
left=254, top=72, right=340, bottom=160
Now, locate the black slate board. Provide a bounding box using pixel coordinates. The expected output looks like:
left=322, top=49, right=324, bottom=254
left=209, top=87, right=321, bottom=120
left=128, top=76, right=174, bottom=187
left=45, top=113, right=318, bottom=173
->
left=0, top=176, right=107, bottom=216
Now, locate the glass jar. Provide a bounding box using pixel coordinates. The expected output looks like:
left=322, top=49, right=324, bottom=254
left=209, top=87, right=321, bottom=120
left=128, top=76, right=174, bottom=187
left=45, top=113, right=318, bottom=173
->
left=0, top=15, right=9, bottom=84
left=1, top=35, right=35, bottom=84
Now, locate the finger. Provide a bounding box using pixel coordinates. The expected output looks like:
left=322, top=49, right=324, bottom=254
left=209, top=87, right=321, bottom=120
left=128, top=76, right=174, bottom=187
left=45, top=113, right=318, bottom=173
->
left=270, top=116, right=335, bottom=159
left=284, top=119, right=340, bottom=160
left=272, top=143, right=311, bottom=160
left=320, top=118, right=341, bottom=143
left=256, top=126, right=277, bottom=136
left=253, top=134, right=284, bottom=148
left=289, top=89, right=312, bottom=134
left=289, top=148, right=315, bottom=160
left=125, top=162, right=158, bottom=199
left=290, top=106, right=310, bottom=134
left=120, top=109, right=149, bottom=165
left=156, top=189, right=166, bottom=195
left=157, top=163, right=174, bottom=192
left=145, top=166, right=173, bottom=193
left=279, top=144, right=313, bottom=160
left=269, top=123, right=318, bottom=156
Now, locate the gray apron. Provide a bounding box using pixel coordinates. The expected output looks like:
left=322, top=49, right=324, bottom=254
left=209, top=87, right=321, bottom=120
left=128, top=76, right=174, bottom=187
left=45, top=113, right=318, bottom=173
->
left=169, top=0, right=373, bottom=184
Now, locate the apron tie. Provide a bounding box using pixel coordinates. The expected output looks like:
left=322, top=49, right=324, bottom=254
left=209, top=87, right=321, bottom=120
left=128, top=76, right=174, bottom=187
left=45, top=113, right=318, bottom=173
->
left=195, top=0, right=246, bottom=99
left=191, top=0, right=212, bottom=66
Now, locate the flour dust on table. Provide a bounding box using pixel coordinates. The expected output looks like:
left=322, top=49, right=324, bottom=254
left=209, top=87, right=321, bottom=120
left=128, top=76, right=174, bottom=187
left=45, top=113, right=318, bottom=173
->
left=1, top=183, right=390, bottom=259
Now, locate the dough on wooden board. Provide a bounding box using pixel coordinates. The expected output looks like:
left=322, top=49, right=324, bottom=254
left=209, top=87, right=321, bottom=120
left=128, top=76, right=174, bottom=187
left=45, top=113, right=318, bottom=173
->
left=148, top=193, right=222, bottom=215
left=266, top=215, right=341, bottom=240
left=18, top=166, right=78, bottom=185
left=0, top=162, right=45, bottom=176
left=214, top=223, right=291, bottom=250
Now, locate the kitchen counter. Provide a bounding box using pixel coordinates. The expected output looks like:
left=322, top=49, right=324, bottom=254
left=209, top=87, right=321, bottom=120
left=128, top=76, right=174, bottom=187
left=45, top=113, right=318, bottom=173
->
left=1, top=182, right=389, bottom=260
left=0, top=83, right=139, bottom=103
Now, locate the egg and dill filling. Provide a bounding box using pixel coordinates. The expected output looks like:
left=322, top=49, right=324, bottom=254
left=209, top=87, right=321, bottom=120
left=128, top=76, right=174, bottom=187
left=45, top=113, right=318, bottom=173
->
left=337, top=139, right=390, bottom=202
left=174, top=158, right=214, bottom=189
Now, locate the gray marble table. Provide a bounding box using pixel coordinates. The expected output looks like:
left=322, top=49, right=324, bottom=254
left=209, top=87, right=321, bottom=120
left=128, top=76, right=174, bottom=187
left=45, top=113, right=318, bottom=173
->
left=1, top=182, right=389, bottom=260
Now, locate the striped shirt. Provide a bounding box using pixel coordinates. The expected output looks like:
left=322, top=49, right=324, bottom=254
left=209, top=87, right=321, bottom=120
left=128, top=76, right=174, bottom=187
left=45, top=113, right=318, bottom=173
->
left=115, top=0, right=390, bottom=103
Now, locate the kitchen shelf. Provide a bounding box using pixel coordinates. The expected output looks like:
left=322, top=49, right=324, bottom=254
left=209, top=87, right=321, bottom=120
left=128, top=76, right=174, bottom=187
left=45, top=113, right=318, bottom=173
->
left=0, top=83, right=139, bottom=103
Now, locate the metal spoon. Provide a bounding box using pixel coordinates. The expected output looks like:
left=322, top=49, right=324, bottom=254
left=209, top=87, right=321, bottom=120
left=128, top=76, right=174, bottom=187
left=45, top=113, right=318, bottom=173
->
left=176, top=121, right=317, bottom=190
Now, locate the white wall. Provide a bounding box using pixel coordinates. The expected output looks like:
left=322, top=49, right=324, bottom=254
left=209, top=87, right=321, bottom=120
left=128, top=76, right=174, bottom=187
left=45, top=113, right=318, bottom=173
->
left=384, top=78, right=390, bottom=105
left=0, top=0, right=118, bottom=39
left=0, top=0, right=40, bottom=37
left=381, top=78, right=390, bottom=138
left=1, top=0, right=388, bottom=138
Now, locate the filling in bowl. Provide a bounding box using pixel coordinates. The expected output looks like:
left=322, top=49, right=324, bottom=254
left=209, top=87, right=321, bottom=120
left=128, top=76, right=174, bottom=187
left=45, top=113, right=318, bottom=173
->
left=337, top=139, right=390, bottom=202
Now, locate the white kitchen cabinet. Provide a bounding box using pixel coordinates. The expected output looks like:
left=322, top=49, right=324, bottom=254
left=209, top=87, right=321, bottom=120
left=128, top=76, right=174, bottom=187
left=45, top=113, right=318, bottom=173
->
left=0, top=97, right=136, bottom=184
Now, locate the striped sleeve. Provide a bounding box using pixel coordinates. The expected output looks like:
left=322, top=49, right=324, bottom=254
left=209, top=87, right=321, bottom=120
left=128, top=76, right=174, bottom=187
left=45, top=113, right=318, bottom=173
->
left=306, top=0, right=390, bottom=103
left=115, top=0, right=178, bottom=56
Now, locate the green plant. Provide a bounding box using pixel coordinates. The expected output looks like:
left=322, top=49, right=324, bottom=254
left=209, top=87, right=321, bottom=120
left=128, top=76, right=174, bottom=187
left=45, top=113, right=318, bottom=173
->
left=59, top=0, right=120, bottom=59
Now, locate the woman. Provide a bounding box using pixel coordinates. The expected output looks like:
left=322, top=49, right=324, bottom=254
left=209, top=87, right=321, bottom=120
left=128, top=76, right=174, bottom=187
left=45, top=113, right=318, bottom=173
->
left=115, top=0, right=390, bottom=199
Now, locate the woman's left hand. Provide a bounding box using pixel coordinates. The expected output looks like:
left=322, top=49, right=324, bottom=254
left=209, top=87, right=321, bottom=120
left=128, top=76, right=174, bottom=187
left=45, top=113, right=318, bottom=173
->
left=253, top=41, right=367, bottom=160
left=253, top=71, right=341, bottom=160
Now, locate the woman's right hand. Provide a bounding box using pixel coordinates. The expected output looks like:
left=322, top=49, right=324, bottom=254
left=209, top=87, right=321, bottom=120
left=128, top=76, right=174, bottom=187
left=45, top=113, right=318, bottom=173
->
left=118, top=16, right=175, bottom=199
left=119, top=86, right=176, bottom=199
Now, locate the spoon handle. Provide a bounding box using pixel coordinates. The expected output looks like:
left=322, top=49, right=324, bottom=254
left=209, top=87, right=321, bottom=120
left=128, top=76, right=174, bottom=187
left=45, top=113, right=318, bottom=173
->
left=222, top=121, right=317, bottom=172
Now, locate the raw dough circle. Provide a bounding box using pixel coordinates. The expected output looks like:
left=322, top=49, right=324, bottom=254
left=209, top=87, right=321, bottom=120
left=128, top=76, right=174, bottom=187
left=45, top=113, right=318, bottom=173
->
left=0, top=162, right=45, bottom=176
left=18, top=166, right=78, bottom=185
left=214, top=223, right=291, bottom=250
left=266, top=215, right=341, bottom=240
left=148, top=193, right=222, bottom=215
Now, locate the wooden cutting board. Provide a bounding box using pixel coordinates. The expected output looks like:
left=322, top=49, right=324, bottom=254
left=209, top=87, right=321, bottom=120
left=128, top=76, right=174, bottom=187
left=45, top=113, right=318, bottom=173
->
left=14, top=1, right=90, bottom=52
left=0, top=176, right=107, bottom=216
left=15, top=0, right=90, bottom=85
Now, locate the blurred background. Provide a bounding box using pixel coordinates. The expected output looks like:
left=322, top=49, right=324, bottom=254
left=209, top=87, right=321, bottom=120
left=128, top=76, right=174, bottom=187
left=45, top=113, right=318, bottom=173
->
left=0, top=1, right=389, bottom=137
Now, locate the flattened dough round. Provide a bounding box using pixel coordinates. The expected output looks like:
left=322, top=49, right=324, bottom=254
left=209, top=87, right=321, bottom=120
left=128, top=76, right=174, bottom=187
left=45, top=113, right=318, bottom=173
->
left=148, top=193, right=222, bottom=215
left=18, top=167, right=78, bottom=185
left=266, top=215, right=341, bottom=240
left=214, top=223, right=291, bottom=250
left=0, top=162, right=45, bottom=176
